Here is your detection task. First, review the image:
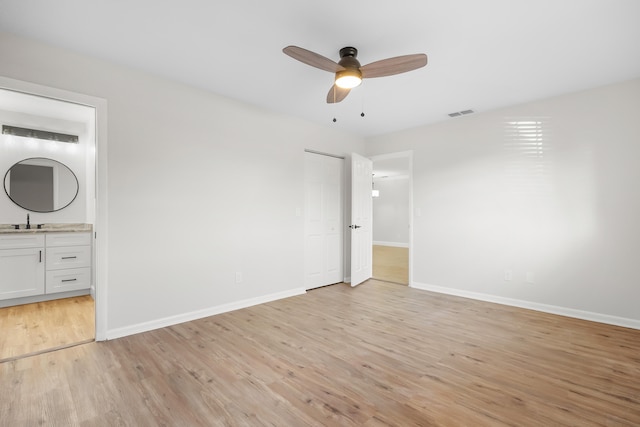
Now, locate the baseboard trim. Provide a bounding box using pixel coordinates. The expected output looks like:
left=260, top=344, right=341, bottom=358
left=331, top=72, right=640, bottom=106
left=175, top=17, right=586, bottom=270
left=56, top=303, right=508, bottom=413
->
left=373, top=241, right=409, bottom=248
left=410, top=282, right=640, bottom=330
left=106, top=288, right=307, bottom=340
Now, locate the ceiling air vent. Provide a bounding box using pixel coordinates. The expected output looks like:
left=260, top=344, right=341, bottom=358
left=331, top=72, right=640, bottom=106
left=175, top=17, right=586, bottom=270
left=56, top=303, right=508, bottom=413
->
left=2, top=125, right=79, bottom=143
left=448, top=109, right=475, bottom=118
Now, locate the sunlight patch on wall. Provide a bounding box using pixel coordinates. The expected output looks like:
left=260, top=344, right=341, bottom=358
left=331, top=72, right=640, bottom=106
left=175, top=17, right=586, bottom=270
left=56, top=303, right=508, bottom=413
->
left=504, top=117, right=553, bottom=199
left=502, top=116, right=596, bottom=260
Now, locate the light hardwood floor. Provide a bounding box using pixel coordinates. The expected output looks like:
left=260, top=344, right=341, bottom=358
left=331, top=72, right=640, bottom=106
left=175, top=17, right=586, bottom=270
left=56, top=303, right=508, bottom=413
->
left=0, top=295, right=95, bottom=362
left=1, top=280, right=639, bottom=426
left=373, top=244, right=409, bottom=284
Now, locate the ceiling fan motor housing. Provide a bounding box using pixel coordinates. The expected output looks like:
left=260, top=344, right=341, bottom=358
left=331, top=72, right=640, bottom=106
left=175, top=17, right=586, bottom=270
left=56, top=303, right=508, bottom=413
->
left=335, top=46, right=362, bottom=87
left=338, top=47, right=361, bottom=69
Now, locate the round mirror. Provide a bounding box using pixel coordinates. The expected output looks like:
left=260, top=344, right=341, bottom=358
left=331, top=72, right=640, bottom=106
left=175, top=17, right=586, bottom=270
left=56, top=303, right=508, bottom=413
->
left=3, top=157, right=79, bottom=213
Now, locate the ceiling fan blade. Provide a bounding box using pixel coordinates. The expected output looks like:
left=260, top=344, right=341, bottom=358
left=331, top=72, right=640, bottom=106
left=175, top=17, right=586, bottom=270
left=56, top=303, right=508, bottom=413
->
left=283, top=46, right=344, bottom=73
left=360, top=54, right=428, bottom=78
left=326, top=85, right=350, bottom=103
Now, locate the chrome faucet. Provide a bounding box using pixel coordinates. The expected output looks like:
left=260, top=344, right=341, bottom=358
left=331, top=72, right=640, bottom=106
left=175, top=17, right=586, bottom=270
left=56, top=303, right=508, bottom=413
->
left=26, top=213, right=30, bottom=230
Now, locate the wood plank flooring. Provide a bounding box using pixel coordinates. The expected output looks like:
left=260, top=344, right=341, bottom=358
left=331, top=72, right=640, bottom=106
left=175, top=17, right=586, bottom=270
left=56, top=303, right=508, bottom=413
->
left=0, top=295, right=94, bottom=362
left=1, top=280, right=639, bottom=426
left=373, top=245, right=409, bottom=284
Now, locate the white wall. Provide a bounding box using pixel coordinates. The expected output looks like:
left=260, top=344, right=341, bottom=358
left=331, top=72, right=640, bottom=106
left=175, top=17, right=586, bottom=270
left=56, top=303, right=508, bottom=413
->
left=366, top=78, right=640, bottom=325
left=0, top=32, right=365, bottom=335
left=0, top=109, right=93, bottom=224
left=372, top=177, right=409, bottom=246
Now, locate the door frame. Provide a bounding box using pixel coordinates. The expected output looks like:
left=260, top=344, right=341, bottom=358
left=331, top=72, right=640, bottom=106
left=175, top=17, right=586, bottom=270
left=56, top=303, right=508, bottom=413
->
left=0, top=75, right=109, bottom=340
left=369, top=150, right=413, bottom=286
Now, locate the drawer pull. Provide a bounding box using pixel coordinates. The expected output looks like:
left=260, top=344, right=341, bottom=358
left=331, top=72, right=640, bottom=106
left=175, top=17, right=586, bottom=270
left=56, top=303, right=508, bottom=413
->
left=61, top=256, right=77, bottom=260
left=39, top=250, right=42, bottom=263
left=61, top=278, right=77, bottom=283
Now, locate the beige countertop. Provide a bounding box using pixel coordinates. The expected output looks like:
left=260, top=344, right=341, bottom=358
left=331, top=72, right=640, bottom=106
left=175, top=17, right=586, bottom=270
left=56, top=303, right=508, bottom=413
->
left=0, top=223, right=93, bottom=234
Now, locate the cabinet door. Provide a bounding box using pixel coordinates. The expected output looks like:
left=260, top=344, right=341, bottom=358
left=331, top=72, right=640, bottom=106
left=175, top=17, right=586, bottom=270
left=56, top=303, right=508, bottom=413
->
left=0, top=248, right=45, bottom=300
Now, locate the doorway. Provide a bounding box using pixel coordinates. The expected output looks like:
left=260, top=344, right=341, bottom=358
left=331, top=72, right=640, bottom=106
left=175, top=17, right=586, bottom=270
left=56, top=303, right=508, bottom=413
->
left=371, top=152, right=412, bottom=285
left=0, top=80, right=104, bottom=361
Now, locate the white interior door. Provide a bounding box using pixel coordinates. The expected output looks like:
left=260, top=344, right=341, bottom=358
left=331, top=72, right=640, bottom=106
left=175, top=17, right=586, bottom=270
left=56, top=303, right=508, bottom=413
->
left=350, top=153, right=372, bottom=287
left=304, top=152, right=344, bottom=289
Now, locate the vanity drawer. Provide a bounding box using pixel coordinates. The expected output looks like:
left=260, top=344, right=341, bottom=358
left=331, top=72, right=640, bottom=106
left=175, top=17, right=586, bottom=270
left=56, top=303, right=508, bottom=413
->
left=46, top=267, right=91, bottom=294
left=46, top=245, right=91, bottom=270
left=46, top=232, right=92, bottom=247
left=0, top=234, right=45, bottom=250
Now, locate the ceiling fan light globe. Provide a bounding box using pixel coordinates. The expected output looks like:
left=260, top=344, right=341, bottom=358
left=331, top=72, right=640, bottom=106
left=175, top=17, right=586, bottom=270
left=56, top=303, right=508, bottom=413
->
left=335, top=69, right=362, bottom=89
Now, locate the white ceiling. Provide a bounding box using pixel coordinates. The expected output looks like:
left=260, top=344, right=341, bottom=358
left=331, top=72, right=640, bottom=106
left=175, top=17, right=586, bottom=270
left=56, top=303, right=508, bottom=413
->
left=1, top=0, right=639, bottom=137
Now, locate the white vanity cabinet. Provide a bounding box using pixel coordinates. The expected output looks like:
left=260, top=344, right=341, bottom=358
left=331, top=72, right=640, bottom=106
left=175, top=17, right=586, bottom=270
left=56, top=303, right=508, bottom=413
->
left=0, top=234, right=45, bottom=300
left=0, top=231, right=92, bottom=303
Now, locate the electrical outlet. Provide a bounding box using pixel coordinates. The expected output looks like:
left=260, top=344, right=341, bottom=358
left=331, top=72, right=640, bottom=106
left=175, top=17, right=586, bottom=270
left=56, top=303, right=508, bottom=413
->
left=235, top=272, right=243, bottom=284
left=504, top=270, right=513, bottom=281
left=526, top=272, right=535, bottom=284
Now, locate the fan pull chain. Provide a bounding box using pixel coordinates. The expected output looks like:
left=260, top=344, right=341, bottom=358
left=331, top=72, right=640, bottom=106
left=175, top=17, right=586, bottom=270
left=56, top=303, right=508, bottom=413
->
left=332, top=84, right=337, bottom=122
left=330, top=85, right=366, bottom=122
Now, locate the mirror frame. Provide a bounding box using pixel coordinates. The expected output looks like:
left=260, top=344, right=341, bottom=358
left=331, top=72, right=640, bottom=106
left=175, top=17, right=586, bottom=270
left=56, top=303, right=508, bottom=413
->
left=3, top=157, right=79, bottom=213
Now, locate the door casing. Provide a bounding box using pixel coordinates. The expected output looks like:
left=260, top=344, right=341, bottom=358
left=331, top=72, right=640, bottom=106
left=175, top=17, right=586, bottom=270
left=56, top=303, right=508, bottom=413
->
left=0, top=75, right=109, bottom=340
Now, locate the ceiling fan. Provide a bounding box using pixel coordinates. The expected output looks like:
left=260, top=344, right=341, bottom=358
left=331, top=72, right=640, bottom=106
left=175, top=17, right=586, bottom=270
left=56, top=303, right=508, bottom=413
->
left=283, top=45, right=428, bottom=103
